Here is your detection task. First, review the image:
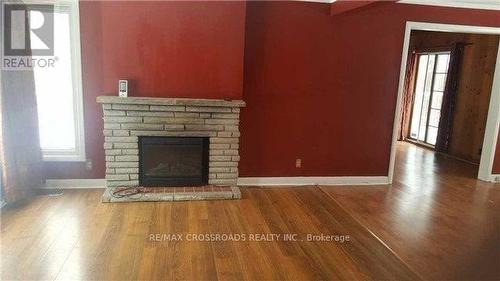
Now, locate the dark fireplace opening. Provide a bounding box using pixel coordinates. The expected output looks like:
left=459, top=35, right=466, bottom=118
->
left=139, top=136, right=209, bottom=187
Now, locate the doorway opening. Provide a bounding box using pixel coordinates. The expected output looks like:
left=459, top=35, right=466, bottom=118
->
left=389, top=22, right=500, bottom=183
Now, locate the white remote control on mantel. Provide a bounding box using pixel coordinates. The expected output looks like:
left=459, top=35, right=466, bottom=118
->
left=119, top=80, right=128, bottom=97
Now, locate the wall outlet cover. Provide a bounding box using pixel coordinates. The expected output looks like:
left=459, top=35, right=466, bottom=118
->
left=85, top=160, right=93, bottom=171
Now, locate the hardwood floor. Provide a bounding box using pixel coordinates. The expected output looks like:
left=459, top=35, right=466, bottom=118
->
left=1, top=142, right=498, bottom=280
left=1, top=187, right=419, bottom=281
left=321, top=142, right=500, bottom=280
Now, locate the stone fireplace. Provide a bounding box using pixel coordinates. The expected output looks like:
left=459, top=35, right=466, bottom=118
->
left=96, top=96, right=245, bottom=201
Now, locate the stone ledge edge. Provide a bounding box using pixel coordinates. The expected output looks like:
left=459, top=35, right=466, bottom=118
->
left=101, top=186, right=241, bottom=203
left=97, top=96, right=246, bottom=107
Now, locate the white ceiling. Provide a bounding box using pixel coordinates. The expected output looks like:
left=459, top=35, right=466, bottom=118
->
left=299, top=0, right=500, bottom=11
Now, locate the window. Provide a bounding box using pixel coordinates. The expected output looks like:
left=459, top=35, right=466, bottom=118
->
left=32, top=1, right=85, bottom=161
left=409, top=52, right=450, bottom=146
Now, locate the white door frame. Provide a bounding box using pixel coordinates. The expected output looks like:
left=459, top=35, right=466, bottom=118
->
left=389, top=21, right=500, bottom=183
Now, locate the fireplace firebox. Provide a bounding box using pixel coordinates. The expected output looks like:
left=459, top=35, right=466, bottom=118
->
left=139, top=136, right=209, bottom=187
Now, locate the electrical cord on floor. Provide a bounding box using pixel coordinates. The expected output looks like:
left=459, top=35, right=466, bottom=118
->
left=110, top=186, right=145, bottom=199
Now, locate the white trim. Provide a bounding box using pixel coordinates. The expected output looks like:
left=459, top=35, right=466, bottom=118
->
left=237, top=176, right=389, bottom=186
left=478, top=174, right=500, bottom=183
left=42, top=177, right=389, bottom=189
left=398, top=0, right=500, bottom=11
left=43, top=179, right=105, bottom=189
left=389, top=21, right=500, bottom=184
left=69, top=0, right=86, bottom=162
left=479, top=44, right=500, bottom=181
left=297, top=0, right=336, bottom=3
left=389, top=22, right=412, bottom=184
left=40, top=0, right=86, bottom=162
left=492, top=174, right=500, bottom=183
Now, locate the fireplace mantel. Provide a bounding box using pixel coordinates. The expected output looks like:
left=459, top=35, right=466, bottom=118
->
left=97, top=96, right=245, bottom=108
left=96, top=96, right=245, bottom=202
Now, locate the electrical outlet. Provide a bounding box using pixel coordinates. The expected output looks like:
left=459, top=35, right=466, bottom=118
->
left=295, top=159, right=302, bottom=168
left=85, top=159, right=93, bottom=171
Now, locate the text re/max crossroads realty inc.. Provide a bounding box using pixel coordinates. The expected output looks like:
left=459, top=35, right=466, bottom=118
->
left=149, top=233, right=351, bottom=243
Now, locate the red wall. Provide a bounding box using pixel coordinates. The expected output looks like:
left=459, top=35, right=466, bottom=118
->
left=45, top=1, right=500, bottom=179
left=239, top=1, right=500, bottom=177
left=98, top=1, right=246, bottom=99
left=43, top=1, right=246, bottom=178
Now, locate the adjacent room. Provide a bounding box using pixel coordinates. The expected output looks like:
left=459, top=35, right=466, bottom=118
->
left=400, top=30, right=499, bottom=167
left=1, top=1, right=499, bottom=280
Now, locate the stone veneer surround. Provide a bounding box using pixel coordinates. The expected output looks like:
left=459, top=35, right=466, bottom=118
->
left=97, top=96, right=245, bottom=189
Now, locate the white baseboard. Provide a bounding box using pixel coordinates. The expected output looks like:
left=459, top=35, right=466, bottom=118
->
left=42, top=174, right=496, bottom=189
left=237, top=176, right=390, bottom=186
left=43, top=179, right=106, bottom=189
left=42, top=176, right=390, bottom=189
left=491, top=174, right=500, bottom=183
left=479, top=174, right=500, bottom=183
